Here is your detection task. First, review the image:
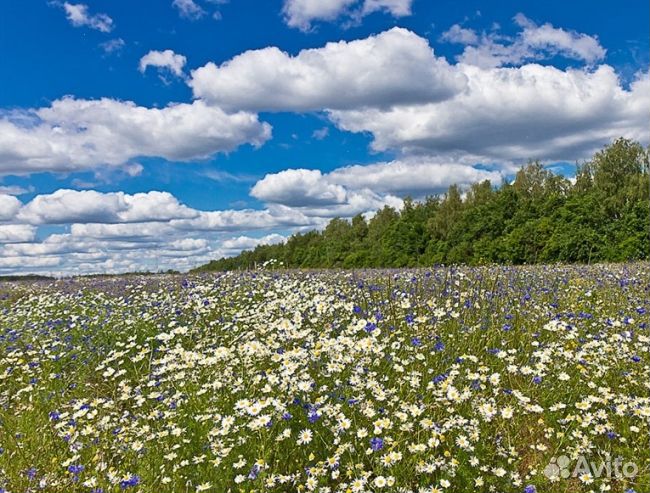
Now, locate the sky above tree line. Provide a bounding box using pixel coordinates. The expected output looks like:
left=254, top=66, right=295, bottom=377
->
left=0, top=0, right=648, bottom=275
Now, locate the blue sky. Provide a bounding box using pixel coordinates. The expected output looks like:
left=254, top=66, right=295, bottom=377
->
left=0, top=0, right=648, bottom=275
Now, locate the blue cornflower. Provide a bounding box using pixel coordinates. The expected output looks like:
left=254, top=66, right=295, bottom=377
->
left=370, top=437, right=384, bottom=451
left=532, top=376, right=542, bottom=384
left=405, top=314, right=415, bottom=324
left=248, top=464, right=261, bottom=479
left=433, top=340, right=445, bottom=352
left=119, top=475, right=140, bottom=489
left=364, top=322, right=376, bottom=333
left=523, top=486, right=536, bottom=493
left=432, top=374, right=447, bottom=384
left=411, top=337, right=421, bottom=347
left=68, top=464, right=84, bottom=475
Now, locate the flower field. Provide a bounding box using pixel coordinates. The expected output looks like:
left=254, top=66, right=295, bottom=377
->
left=0, top=264, right=648, bottom=493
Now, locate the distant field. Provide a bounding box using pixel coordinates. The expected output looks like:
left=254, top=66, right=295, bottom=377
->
left=0, top=264, right=648, bottom=492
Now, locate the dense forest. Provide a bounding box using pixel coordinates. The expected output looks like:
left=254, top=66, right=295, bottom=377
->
left=194, top=138, right=649, bottom=271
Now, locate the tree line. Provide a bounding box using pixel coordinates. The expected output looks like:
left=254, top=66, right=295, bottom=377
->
left=193, top=138, right=649, bottom=271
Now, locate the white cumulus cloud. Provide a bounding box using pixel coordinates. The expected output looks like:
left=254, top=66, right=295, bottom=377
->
left=252, top=169, right=348, bottom=207
left=0, top=194, right=22, bottom=221
left=62, top=2, right=113, bottom=32
left=139, top=49, right=187, bottom=77
left=250, top=159, right=502, bottom=212
left=0, top=225, right=37, bottom=244
left=282, top=0, right=412, bottom=31
left=172, top=0, right=206, bottom=19
left=221, top=234, right=286, bottom=251
left=190, top=28, right=465, bottom=112
left=0, top=98, right=271, bottom=174
left=443, top=13, right=606, bottom=68
left=330, top=65, right=649, bottom=161
left=17, top=190, right=199, bottom=225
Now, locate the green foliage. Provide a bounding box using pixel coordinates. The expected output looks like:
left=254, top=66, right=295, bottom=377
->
left=194, top=138, right=650, bottom=271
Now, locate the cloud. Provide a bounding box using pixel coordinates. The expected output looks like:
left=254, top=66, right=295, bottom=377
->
left=312, top=126, right=329, bottom=140
left=0, top=185, right=32, bottom=196
left=330, top=65, right=650, bottom=161
left=172, top=0, right=206, bottom=19
left=252, top=169, right=349, bottom=207
left=327, top=159, right=504, bottom=195
left=69, top=221, right=177, bottom=240
left=361, top=0, right=412, bottom=17
left=294, top=189, right=403, bottom=220
left=251, top=168, right=408, bottom=220
left=139, top=49, right=187, bottom=77
left=514, top=13, right=606, bottom=64
left=250, top=159, right=502, bottom=214
left=0, top=255, right=60, bottom=269
left=62, top=3, right=113, bottom=32
left=186, top=25, right=645, bottom=163
left=282, top=0, right=356, bottom=30
left=439, top=24, right=479, bottom=45
left=17, top=190, right=199, bottom=225
left=0, top=98, right=271, bottom=174
left=5, top=24, right=631, bottom=180
left=221, top=233, right=286, bottom=251
left=100, top=38, right=125, bottom=54
left=442, top=14, right=606, bottom=68
left=0, top=214, right=294, bottom=275
left=172, top=206, right=315, bottom=232
left=0, top=228, right=217, bottom=275
left=201, top=170, right=257, bottom=183
left=189, top=27, right=465, bottom=111
left=282, top=0, right=412, bottom=31
left=123, top=163, right=144, bottom=177
left=0, top=194, right=22, bottom=220
left=0, top=225, right=36, bottom=243
left=69, top=162, right=143, bottom=189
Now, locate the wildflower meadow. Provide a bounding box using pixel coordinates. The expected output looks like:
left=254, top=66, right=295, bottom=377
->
left=0, top=264, right=648, bottom=492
